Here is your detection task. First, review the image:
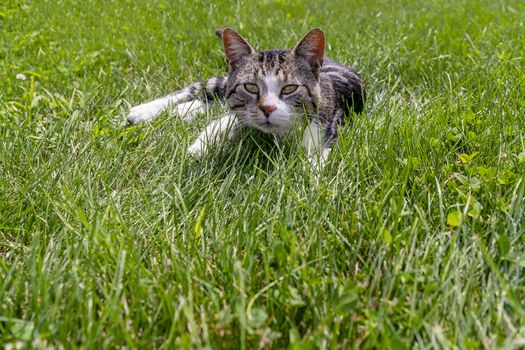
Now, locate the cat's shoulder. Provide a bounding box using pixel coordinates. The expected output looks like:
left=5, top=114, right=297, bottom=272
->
left=321, top=59, right=355, bottom=73
left=320, top=59, right=363, bottom=84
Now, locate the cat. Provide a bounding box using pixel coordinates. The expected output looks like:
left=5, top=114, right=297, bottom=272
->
left=127, top=28, right=365, bottom=166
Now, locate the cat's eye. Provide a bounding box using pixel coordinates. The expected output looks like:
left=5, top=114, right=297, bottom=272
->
left=281, top=85, right=298, bottom=95
left=244, top=83, right=259, bottom=94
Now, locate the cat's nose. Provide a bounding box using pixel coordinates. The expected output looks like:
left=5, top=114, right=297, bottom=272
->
left=260, top=105, right=277, bottom=117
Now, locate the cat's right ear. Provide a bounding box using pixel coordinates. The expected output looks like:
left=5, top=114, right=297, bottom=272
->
left=222, top=28, right=255, bottom=71
left=292, top=28, right=325, bottom=75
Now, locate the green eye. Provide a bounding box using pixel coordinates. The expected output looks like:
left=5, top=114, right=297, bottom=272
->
left=281, top=85, right=298, bottom=95
left=244, top=83, right=259, bottom=94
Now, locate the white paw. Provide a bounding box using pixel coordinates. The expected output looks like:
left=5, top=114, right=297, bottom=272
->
left=187, top=140, right=207, bottom=158
left=127, top=102, right=164, bottom=124
left=175, top=101, right=205, bottom=121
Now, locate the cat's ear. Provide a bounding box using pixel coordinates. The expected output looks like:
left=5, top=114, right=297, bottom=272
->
left=292, top=28, right=325, bottom=73
left=222, top=28, right=255, bottom=71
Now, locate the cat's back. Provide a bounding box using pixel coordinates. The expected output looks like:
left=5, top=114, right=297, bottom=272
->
left=320, top=59, right=365, bottom=114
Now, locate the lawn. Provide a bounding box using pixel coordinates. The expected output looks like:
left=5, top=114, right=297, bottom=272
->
left=1, top=0, right=525, bottom=348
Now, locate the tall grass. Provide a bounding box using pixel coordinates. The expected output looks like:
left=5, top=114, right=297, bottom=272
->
left=1, top=0, right=524, bottom=348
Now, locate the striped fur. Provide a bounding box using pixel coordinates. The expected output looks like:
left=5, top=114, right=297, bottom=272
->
left=127, top=28, right=365, bottom=165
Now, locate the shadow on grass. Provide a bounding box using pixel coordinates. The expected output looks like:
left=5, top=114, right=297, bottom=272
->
left=185, top=128, right=303, bottom=180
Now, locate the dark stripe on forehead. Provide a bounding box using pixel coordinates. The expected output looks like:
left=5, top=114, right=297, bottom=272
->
left=277, top=52, right=286, bottom=65
left=263, top=52, right=275, bottom=70
left=258, top=50, right=289, bottom=73
left=264, top=49, right=288, bottom=56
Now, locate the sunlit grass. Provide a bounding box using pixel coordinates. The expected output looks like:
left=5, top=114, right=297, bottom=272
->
left=1, top=0, right=525, bottom=348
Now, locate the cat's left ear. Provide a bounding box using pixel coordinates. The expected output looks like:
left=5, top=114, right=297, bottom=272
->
left=292, top=28, right=325, bottom=74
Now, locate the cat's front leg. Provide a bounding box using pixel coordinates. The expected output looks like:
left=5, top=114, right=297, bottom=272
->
left=127, top=88, right=197, bottom=124
left=302, top=121, right=331, bottom=169
left=187, top=113, right=239, bottom=157
left=127, top=77, right=228, bottom=124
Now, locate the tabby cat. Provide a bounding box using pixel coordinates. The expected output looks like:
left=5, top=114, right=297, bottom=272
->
left=127, top=28, right=365, bottom=166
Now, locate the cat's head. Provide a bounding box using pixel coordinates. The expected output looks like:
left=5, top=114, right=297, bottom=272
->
left=220, top=28, right=325, bottom=136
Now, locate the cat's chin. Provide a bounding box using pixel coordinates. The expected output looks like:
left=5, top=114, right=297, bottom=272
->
left=246, top=116, right=293, bottom=136
left=253, top=123, right=291, bottom=137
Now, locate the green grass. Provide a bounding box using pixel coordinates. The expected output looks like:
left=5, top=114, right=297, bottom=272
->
left=1, top=0, right=525, bottom=348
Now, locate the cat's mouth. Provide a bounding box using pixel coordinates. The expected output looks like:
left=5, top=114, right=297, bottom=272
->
left=252, top=121, right=276, bottom=133
left=252, top=116, right=275, bottom=128
left=259, top=122, right=274, bottom=130
left=255, top=121, right=293, bottom=137
left=249, top=112, right=293, bottom=135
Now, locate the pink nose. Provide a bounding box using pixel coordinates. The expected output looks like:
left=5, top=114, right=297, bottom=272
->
left=260, top=105, right=276, bottom=117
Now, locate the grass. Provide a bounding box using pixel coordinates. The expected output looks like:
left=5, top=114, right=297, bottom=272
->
left=1, top=0, right=525, bottom=348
